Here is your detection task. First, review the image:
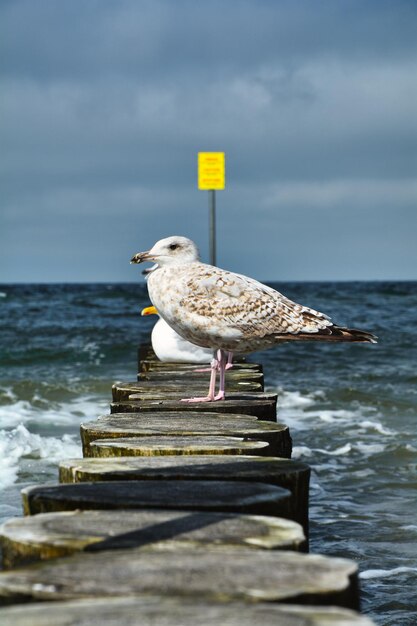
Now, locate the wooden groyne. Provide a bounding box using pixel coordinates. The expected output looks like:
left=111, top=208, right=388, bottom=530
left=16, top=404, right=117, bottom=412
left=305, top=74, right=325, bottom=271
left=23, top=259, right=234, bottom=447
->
left=0, top=347, right=376, bottom=625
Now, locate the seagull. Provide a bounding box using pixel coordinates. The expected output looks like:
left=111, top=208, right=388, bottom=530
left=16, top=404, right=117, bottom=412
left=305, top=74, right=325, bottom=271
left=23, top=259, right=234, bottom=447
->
left=131, top=236, right=377, bottom=402
left=141, top=305, right=213, bottom=363
left=141, top=266, right=235, bottom=369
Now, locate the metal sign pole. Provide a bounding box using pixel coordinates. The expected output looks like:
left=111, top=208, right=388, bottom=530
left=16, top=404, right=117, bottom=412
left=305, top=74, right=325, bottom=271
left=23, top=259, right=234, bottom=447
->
left=209, top=189, right=216, bottom=266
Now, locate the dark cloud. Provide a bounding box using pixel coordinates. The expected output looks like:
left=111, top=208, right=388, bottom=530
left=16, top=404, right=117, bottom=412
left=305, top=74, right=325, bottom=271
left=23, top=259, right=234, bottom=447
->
left=0, top=0, right=416, bottom=281
left=1, top=0, right=416, bottom=80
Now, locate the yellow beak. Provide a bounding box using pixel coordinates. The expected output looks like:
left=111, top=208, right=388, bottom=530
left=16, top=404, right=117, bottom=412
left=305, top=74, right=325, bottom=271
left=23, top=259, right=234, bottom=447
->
left=141, top=305, right=158, bottom=317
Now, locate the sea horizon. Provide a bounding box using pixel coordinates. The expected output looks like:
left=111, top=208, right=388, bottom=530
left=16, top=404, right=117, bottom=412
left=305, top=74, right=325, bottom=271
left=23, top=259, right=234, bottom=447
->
left=1, top=278, right=416, bottom=286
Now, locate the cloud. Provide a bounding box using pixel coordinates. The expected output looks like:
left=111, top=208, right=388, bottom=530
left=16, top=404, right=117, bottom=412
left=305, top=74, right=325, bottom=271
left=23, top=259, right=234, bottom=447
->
left=263, top=178, right=417, bottom=210
left=1, top=0, right=416, bottom=81
left=0, top=0, right=416, bottom=281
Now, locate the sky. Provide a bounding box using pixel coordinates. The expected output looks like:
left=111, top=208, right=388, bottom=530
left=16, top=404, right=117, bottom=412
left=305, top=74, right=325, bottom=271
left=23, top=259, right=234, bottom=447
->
left=1, top=0, right=416, bottom=283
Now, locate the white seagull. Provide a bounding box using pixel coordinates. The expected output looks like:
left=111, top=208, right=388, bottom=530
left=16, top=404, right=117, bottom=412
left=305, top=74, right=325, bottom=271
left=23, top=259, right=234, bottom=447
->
left=141, top=305, right=213, bottom=363
left=131, top=236, right=377, bottom=402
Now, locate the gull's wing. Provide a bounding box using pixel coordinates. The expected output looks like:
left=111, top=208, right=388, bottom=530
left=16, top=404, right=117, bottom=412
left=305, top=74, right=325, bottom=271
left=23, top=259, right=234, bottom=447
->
left=180, top=264, right=332, bottom=338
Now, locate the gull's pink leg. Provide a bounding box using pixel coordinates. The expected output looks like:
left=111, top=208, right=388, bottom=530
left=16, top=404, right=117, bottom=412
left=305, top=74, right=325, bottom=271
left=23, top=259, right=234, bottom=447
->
left=195, top=350, right=217, bottom=373
left=197, top=350, right=233, bottom=374
left=214, top=349, right=227, bottom=401
left=181, top=356, right=218, bottom=403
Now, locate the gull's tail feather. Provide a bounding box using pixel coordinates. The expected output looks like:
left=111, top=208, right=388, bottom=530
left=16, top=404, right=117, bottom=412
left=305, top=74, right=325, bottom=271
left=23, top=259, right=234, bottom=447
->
left=275, top=326, right=378, bottom=343
left=331, top=327, right=378, bottom=343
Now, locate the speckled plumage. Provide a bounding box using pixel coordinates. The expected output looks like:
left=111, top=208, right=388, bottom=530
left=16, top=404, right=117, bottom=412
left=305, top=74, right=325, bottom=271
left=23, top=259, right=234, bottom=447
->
left=147, top=263, right=332, bottom=353
left=131, top=236, right=376, bottom=402
left=132, top=236, right=376, bottom=355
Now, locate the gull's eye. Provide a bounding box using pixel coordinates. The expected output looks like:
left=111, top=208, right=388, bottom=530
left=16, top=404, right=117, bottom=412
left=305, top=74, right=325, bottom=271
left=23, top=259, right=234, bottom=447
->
left=169, top=243, right=179, bottom=251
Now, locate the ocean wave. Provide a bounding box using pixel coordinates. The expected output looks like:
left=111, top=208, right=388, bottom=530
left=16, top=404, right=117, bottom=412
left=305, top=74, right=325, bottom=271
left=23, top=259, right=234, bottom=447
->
left=0, top=424, right=81, bottom=489
left=275, top=388, right=382, bottom=427
left=354, top=442, right=386, bottom=455
left=312, top=442, right=386, bottom=456
left=291, top=445, right=313, bottom=459
left=274, top=389, right=329, bottom=431
left=358, top=420, right=396, bottom=436
left=360, top=566, right=417, bottom=580
left=315, top=443, right=353, bottom=456
left=275, top=389, right=322, bottom=409
left=293, top=441, right=386, bottom=460
left=0, top=394, right=106, bottom=429
left=310, top=409, right=360, bottom=424
left=276, top=385, right=374, bottom=417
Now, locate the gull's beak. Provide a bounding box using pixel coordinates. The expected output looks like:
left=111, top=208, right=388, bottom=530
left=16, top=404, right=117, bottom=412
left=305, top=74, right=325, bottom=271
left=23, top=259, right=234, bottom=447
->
left=141, top=306, right=158, bottom=316
left=130, top=251, right=155, bottom=264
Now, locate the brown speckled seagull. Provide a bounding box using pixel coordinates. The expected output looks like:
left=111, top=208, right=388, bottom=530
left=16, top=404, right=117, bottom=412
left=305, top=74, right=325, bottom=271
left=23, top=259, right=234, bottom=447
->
left=131, top=236, right=377, bottom=402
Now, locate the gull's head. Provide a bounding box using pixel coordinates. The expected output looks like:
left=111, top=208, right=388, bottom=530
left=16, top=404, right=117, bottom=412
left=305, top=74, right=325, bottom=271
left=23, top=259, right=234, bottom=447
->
left=130, top=236, right=200, bottom=267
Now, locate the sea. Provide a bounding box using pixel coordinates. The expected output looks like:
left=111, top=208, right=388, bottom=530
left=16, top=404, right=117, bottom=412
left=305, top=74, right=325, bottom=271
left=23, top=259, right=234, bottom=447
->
left=0, top=281, right=416, bottom=624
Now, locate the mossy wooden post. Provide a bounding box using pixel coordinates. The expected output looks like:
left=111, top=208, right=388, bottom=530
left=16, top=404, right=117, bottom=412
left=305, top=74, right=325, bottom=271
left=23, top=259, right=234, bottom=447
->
left=0, top=509, right=306, bottom=568
left=112, top=380, right=264, bottom=399
left=21, top=480, right=292, bottom=519
left=0, top=598, right=377, bottom=626
left=0, top=546, right=361, bottom=610
left=80, top=413, right=292, bottom=459
left=110, top=393, right=277, bottom=421
left=87, top=435, right=271, bottom=458
left=59, top=455, right=310, bottom=538
left=0, top=343, right=376, bottom=623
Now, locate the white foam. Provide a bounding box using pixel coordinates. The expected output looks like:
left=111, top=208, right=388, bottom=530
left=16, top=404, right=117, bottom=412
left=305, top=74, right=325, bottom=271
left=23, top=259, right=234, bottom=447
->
left=275, top=387, right=387, bottom=434
left=360, top=566, right=417, bottom=580
left=0, top=424, right=81, bottom=489
left=274, top=389, right=327, bottom=431
left=276, top=389, right=319, bottom=409
left=317, top=413, right=337, bottom=423
left=308, top=409, right=360, bottom=423
left=0, top=395, right=105, bottom=429
left=311, top=441, right=386, bottom=457
left=315, top=443, right=352, bottom=456
left=355, top=442, right=386, bottom=455
left=0, top=292, right=7, bottom=298
left=359, top=420, right=396, bottom=436
left=276, top=389, right=375, bottom=432
left=0, top=399, right=42, bottom=429
left=291, top=445, right=313, bottom=459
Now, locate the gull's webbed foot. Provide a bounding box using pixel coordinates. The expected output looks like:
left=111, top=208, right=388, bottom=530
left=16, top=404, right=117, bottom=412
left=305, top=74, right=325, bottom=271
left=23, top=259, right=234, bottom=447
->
left=181, top=395, right=215, bottom=403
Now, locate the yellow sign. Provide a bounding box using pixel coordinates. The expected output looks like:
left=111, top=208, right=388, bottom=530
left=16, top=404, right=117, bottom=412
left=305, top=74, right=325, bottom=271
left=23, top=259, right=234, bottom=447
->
left=198, top=152, right=225, bottom=190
